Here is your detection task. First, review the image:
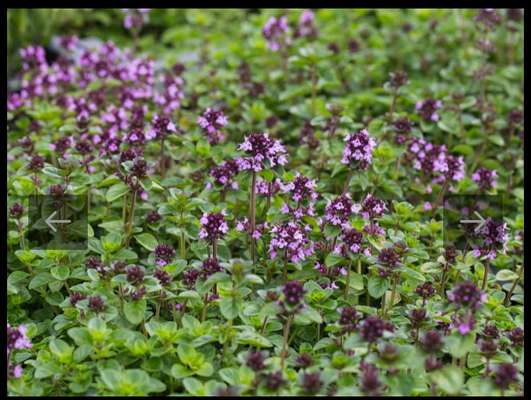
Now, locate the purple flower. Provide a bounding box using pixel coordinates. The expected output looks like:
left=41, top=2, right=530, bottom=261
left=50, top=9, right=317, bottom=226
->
left=131, top=286, right=146, bottom=300
left=69, top=292, right=87, bottom=306
left=324, top=194, right=357, bottom=227
left=472, top=218, right=508, bottom=260
left=493, top=363, right=519, bottom=390
left=155, top=73, right=184, bottom=114
left=448, top=281, right=486, bottom=310
left=263, top=16, right=290, bottom=51
left=421, top=330, right=443, bottom=353
left=257, top=178, right=282, bottom=197
left=154, top=268, right=172, bottom=286
left=86, top=256, right=106, bottom=275
left=415, top=282, right=435, bottom=301
left=359, top=194, right=386, bottom=219
left=264, top=371, right=286, bottom=391
left=200, top=257, right=223, bottom=279
left=88, top=295, right=106, bottom=312
left=279, top=173, right=318, bottom=219
left=416, top=98, right=442, bottom=122
left=199, top=212, right=229, bottom=244
left=269, top=221, right=314, bottom=263
left=182, top=268, right=200, bottom=288
left=147, top=114, right=176, bottom=140
left=235, top=217, right=268, bottom=240
left=507, top=327, right=524, bottom=347
left=300, top=372, right=322, bottom=395
left=236, top=132, right=288, bottom=172
left=122, top=9, right=150, bottom=31
left=360, top=363, right=381, bottom=396
left=283, top=280, right=306, bottom=306
left=146, top=210, right=161, bottom=224
left=294, top=10, right=318, bottom=39
left=339, top=306, right=358, bottom=332
left=378, top=248, right=401, bottom=271
left=341, top=128, right=377, bottom=168
left=472, top=167, right=497, bottom=190
left=9, top=203, right=24, bottom=219
left=197, top=108, right=228, bottom=144
left=296, top=353, right=313, bottom=368
left=451, top=312, right=476, bottom=335
left=336, top=227, right=369, bottom=257
left=360, top=315, right=391, bottom=343
left=154, top=244, right=176, bottom=266
left=246, top=351, right=266, bottom=371
left=7, top=323, right=32, bottom=379
left=299, top=120, right=320, bottom=148
left=425, top=355, right=443, bottom=372
left=209, top=159, right=240, bottom=190
left=475, top=9, right=501, bottom=30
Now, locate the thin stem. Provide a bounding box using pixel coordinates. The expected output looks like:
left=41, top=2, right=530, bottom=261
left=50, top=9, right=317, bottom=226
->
left=125, top=190, right=137, bottom=247
left=342, top=170, right=353, bottom=194
left=344, top=259, right=353, bottom=300
left=311, top=64, right=317, bottom=114
left=504, top=263, right=523, bottom=306
left=280, top=314, right=293, bottom=370
left=389, top=273, right=399, bottom=316
left=250, top=171, right=257, bottom=264
left=481, top=262, right=489, bottom=291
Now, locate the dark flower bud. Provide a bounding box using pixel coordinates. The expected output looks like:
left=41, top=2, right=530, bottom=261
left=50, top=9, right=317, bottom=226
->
left=493, top=363, right=518, bottom=390
left=300, top=372, right=322, bottom=395
left=328, top=42, right=340, bottom=54
left=296, top=353, right=313, bottom=368
left=9, top=203, right=24, bottom=219
left=264, top=371, right=285, bottom=391
left=389, top=71, right=409, bottom=89
left=425, top=355, right=443, bottom=372
left=409, top=308, right=427, bottom=327
left=378, top=343, right=400, bottom=362
left=360, top=362, right=381, bottom=395
left=415, top=282, right=435, bottom=300
left=478, top=339, right=498, bottom=358
left=154, top=244, right=176, bottom=266
left=49, top=184, right=66, bottom=198
left=283, top=280, right=305, bottom=306
left=422, top=330, right=443, bottom=353
left=69, top=292, right=86, bottom=306
left=88, top=295, right=105, bottom=312
left=378, top=247, right=401, bottom=269
left=146, top=210, right=161, bottom=224
left=28, top=154, right=45, bottom=172
left=215, top=386, right=239, bottom=397
left=200, top=257, right=223, bottom=280
left=339, top=306, right=358, bottom=332
left=482, top=324, right=500, bottom=339
left=126, top=265, right=145, bottom=285
left=348, top=39, right=360, bottom=53
left=112, top=261, right=127, bottom=274
left=360, top=315, right=389, bottom=343
left=182, top=268, right=200, bottom=288
left=154, top=268, right=172, bottom=286
left=444, top=245, right=458, bottom=264
left=131, top=286, right=146, bottom=301
left=448, top=281, right=486, bottom=310
left=507, top=327, right=524, bottom=347
left=246, top=351, right=266, bottom=371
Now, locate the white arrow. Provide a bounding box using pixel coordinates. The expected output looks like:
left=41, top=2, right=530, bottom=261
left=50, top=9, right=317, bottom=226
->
left=45, top=210, right=71, bottom=232
left=460, top=211, right=486, bottom=233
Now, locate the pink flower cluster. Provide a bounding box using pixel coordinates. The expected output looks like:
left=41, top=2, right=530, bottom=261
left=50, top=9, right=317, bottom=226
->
left=279, top=173, right=318, bottom=219
left=235, top=217, right=269, bottom=240
left=199, top=212, right=229, bottom=243
left=209, top=159, right=240, bottom=190
left=294, top=10, right=318, bottom=39
left=262, top=16, right=290, bottom=51
left=472, top=218, right=508, bottom=260
left=269, top=221, right=314, bottom=263
left=324, top=194, right=358, bottom=227
left=197, top=108, right=228, bottom=144
left=341, top=129, right=377, bottom=169
left=406, top=137, right=465, bottom=184
left=122, top=9, right=150, bottom=31
left=335, top=227, right=371, bottom=257
left=155, top=70, right=185, bottom=114
left=472, top=167, right=497, bottom=191
left=237, top=133, right=288, bottom=172
left=7, top=323, right=32, bottom=379
left=416, top=98, right=442, bottom=122
left=146, top=114, right=177, bottom=140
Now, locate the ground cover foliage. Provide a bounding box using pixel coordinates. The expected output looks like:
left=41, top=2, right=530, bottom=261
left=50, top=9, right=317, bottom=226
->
left=6, top=9, right=524, bottom=396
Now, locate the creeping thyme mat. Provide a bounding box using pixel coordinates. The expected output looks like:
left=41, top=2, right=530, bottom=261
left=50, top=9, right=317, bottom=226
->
left=6, top=9, right=524, bottom=396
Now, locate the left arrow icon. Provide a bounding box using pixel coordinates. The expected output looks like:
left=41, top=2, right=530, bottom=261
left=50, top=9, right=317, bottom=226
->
left=45, top=210, right=71, bottom=232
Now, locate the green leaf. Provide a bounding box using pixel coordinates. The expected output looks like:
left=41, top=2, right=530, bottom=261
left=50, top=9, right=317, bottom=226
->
left=51, top=265, right=70, bottom=281
left=49, top=339, right=74, bottom=363
left=102, top=232, right=123, bottom=253
left=106, top=182, right=129, bottom=202
left=495, top=269, right=519, bottom=281
left=432, top=365, right=464, bottom=395
left=183, top=378, right=204, bottom=396
left=29, top=272, right=54, bottom=290
left=219, top=297, right=240, bottom=320
left=123, top=299, right=146, bottom=325
left=444, top=332, right=476, bottom=359
left=134, top=233, right=158, bottom=251
left=325, top=252, right=344, bottom=267
left=368, top=276, right=389, bottom=299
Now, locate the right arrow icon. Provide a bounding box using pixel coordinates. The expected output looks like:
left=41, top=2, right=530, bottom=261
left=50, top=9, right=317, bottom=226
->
left=459, top=210, right=486, bottom=233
